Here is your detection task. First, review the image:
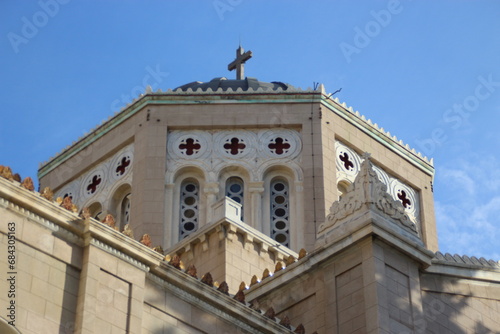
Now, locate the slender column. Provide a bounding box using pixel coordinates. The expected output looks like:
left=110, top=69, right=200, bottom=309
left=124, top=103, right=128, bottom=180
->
left=164, top=183, right=175, bottom=248
left=204, top=182, right=220, bottom=224
left=248, top=181, right=265, bottom=230
left=294, top=181, right=305, bottom=250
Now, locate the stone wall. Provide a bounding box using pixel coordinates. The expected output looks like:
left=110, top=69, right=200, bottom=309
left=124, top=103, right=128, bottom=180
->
left=0, top=177, right=300, bottom=333
left=420, top=273, right=500, bottom=333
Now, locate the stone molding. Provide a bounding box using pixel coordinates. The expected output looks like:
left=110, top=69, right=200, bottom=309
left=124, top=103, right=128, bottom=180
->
left=320, top=153, right=417, bottom=235
left=0, top=176, right=85, bottom=238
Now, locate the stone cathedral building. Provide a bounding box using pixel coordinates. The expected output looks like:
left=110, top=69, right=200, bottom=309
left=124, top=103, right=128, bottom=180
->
left=1, top=48, right=500, bottom=334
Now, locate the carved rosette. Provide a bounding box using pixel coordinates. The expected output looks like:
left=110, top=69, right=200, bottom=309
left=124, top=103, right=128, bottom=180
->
left=81, top=167, right=107, bottom=198
left=167, top=131, right=211, bottom=160
left=213, top=130, right=257, bottom=159
left=389, top=179, right=419, bottom=223
left=166, top=129, right=302, bottom=183
left=111, top=150, right=133, bottom=181
left=57, top=183, right=79, bottom=202
left=335, top=141, right=361, bottom=183
left=259, top=129, right=301, bottom=159
left=55, top=145, right=134, bottom=208
left=335, top=140, right=420, bottom=226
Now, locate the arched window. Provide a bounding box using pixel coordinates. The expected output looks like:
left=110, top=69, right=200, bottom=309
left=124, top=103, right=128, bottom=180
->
left=121, top=193, right=131, bottom=227
left=179, top=180, right=200, bottom=239
left=270, top=179, right=290, bottom=246
left=225, top=177, right=244, bottom=218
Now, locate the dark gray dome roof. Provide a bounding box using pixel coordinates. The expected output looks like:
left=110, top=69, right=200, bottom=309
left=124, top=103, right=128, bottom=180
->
left=175, top=77, right=293, bottom=92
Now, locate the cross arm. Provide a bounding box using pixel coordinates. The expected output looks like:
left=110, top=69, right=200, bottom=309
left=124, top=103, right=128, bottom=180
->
left=228, top=50, right=253, bottom=70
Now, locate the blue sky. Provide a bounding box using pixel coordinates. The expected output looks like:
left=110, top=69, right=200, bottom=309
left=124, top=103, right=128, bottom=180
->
left=1, top=1, right=499, bottom=260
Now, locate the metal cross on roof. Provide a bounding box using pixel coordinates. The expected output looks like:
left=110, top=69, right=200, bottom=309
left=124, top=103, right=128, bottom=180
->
left=228, top=46, right=252, bottom=80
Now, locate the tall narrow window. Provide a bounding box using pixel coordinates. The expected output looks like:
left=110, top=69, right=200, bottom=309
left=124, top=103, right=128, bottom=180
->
left=121, top=193, right=131, bottom=227
left=225, top=177, right=244, bottom=218
left=179, top=181, right=199, bottom=239
left=270, top=179, right=290, bottom=247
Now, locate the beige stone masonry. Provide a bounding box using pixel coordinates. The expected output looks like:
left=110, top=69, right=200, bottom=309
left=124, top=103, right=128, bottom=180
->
left=0, top=176, right=304, bottom=333
left=166, top=197, right=299, bottom=293
left=146, top=264, right=298, bottom=334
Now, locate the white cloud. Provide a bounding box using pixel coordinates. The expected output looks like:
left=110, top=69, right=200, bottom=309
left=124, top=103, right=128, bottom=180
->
left=437, top=167, right=476, bottom=196
left=434, top=154, right=500, bottom=260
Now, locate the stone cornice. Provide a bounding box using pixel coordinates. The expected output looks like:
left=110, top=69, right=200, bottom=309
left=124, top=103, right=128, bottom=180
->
left=0, top=176, right=163, bottom=271
left=0, top=177, right=85, bottom=238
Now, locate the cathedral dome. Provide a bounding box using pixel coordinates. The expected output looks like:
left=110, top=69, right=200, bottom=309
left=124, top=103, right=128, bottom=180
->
left=175, top=77, right=293, bottom=92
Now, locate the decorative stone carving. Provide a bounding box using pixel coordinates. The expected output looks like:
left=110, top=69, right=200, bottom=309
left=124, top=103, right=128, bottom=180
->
left=111, top=150, right=133, bottom=181
left=80, top=207, right=91, bottom=220
left=264, top=307, right=275, bottom=320
left=102, top=214, right=117, bottom=229
left=249, top=299, right=262, bottom=313
left=153, top=246, right=164, bottom=254
left=238, top=281, right=247, bottom=292
left=40, top=187, right=54, bottom=201
left=250, top=275, right=259, bottom=287
left=168, top=254, right=182, bottom=269
left=0, top=166, right=14, bottom=181
left=201, top=272, right=213, bottom=287
left=140, top=234, right=152, bottom=247
left=321, top=153, right=416, bottom=234
left=285, top=255, right=296, bottom=266
left=55, top=145, right=133, bottom=208
left=294, top=324, right=305, bottom=334
left=298, top=248, right=307, bottom=260
left=217, top=281, right=229, bottom=295
left=185, top=264, right=197, bottom=278
left=60, top=196, right=78, bottom=213
left=13, top=173, right=21, bottom=182
left=166, top=129, right=302, bottom=183
left=57, top=184, right=78, bottom=206
left=335, top=141, right=361, bottom=181
left=233, top=290, right=245, bottom=304
left=279, top=315, right=291, bottom=329
left=82, top=168, right=106, bottom=198
left=122, top=224, right=134, bottom=238
left=274, top=261, right=284, bottom=272
left=20, top=177, right=35, bottom=191
left=335, top=141, right=420, bottom=226
left=214, top=130, right=257, bottom=159
left=262, top=268, right=270, bottom=280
